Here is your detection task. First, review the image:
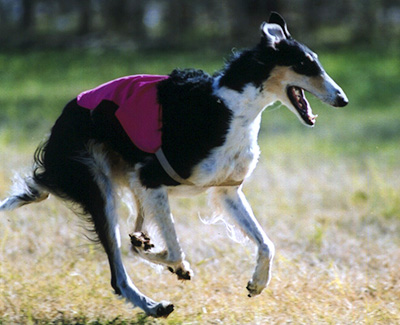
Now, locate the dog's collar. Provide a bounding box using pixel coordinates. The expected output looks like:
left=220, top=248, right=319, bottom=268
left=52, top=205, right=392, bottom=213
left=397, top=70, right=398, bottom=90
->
left=155, top=148, right=243, bottom=187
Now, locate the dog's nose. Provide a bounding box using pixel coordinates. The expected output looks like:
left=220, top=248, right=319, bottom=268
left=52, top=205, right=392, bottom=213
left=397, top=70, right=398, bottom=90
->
left=334, top=92, right=348, bottom=107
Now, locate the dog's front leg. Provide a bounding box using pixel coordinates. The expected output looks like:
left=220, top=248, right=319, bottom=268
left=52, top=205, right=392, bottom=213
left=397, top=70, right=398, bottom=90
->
left=130, top=186, right=193, bottom=280
left=211, top=187, right=275, bottom=297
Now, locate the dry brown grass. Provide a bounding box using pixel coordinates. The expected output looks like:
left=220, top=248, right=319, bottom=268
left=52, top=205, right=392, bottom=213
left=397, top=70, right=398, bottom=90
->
left=1, top=136, right=399, bottom=324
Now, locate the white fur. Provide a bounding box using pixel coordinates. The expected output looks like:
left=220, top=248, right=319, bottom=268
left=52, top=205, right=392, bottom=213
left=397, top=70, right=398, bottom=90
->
left=211, top=187, right=275, bottom=295
left=184, top=79, right=275, bottom=188
left=0, top=196, right=23, bottom=211
left=86, top=145, right=174, bottom=317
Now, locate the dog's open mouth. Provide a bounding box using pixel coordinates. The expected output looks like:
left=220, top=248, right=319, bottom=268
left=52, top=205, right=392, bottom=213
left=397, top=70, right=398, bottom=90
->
left=287, top=86, right=317, bottom=126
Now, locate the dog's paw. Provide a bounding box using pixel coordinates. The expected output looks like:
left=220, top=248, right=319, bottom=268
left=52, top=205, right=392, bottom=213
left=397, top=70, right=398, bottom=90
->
left=246, top=280, right=264, bottom=297
left=155, top=301, right=174, bottom=318
left=129, top=232, right=154, bottom=251
left=168, top=261, right=193, bottom=281
left=145, top=300, right=174, bottom=318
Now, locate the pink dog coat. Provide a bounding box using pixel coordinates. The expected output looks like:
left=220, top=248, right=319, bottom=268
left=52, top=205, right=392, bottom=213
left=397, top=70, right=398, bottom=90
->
left=77, top=74, right=242, bottom=187
left=77, top=74, right=169, bottom=153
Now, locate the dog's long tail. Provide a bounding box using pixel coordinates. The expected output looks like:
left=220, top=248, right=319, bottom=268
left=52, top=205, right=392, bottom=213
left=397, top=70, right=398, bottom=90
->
left=0, top=175, right=49, bottom=211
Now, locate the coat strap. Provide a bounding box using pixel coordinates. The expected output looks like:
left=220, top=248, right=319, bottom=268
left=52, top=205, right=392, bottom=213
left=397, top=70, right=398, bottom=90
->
left=155, top=148, right=243, bottom=187
left=155, top=148, right=195, bottom=185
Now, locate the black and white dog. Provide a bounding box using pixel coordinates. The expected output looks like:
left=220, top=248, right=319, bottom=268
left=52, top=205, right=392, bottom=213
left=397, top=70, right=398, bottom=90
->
left=0, top=13, right=348, bottom=317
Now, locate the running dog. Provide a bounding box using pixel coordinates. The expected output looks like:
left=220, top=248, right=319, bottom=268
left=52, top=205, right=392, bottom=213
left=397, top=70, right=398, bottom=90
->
left=0, top=13, right=348, bottom=317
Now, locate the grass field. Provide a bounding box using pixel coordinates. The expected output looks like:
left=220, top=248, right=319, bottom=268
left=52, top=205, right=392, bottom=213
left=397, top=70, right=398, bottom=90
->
left=0, top=48, right=399, bottom=324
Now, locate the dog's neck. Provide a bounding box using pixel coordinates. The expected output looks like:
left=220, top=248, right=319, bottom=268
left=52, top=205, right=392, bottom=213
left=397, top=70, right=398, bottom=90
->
left=213, top=76, right=277, bottom=123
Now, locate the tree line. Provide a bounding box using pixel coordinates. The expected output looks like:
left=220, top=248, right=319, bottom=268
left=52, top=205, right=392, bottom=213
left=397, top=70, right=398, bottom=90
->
left=0, top=0, right=399, bottom=50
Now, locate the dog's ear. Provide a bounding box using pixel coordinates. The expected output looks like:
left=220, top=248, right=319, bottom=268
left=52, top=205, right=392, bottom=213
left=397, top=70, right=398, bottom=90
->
left=268, top=12, right=291, bottom=39
left=260, top=21, right=287, bottom=48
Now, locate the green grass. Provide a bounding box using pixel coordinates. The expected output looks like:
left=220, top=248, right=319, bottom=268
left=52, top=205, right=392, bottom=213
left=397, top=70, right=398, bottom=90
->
left=0, top=49, right=400, bottom=324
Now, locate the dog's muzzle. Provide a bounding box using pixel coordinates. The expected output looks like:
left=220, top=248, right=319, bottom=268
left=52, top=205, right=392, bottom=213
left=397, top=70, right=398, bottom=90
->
left=286, top=71, right=348, bottom=127
left=319, top=72, right=349, bottom=108
left=332, top=91, right=348, bottom=107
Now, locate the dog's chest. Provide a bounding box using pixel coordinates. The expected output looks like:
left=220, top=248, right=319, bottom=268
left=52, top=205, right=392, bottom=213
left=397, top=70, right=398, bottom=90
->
left=191, top=115, right=261, bottom=186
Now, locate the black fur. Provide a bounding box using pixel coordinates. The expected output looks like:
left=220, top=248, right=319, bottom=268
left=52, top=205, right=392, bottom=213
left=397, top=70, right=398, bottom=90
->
left=276, top=40, right=323, bottom=77
left=219, top=38, right=323, bottom=93
left=33, top=69, right=234, bottom=201
left=218, top=46, right=276, bottom=92
left=154, top=69, right=232, bottom=184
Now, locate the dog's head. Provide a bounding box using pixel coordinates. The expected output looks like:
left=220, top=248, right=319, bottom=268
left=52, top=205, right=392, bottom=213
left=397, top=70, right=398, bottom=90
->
left=260, top=12, right=348, bottom=126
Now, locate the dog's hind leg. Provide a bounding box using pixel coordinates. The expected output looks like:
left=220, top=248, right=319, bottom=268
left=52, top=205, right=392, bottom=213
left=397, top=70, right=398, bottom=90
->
left=68, top=146, right=172, bottom=317
left=36, top=149, right=173, bottom=316
left=129, top=185, right=193, bottom=281
left=88, top=169, right=173, bottom=317
left=211, top=187, right=275, bottom=297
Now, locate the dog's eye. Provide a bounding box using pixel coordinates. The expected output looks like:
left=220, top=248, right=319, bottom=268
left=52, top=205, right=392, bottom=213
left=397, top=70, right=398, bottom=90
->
left=293, top=61, right=306, bottom=70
